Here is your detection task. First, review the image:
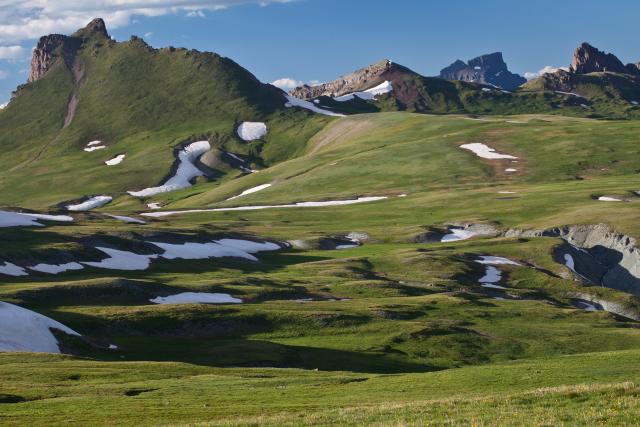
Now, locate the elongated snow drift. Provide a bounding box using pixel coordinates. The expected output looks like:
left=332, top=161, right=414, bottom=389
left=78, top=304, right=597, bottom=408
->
left=128, top=141, right=211, bottom=197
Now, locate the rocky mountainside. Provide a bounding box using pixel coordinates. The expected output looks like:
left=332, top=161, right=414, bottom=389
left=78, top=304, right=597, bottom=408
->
left=439, top=52, right=526, bottom=91
left=523, top=42, right=640, bottom=104
left=289, top=59, right=395, bottom=99
left=569, top=42, right=638, bottom=75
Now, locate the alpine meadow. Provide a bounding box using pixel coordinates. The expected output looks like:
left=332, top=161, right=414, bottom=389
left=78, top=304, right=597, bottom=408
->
left=1, top=2, right=640, bottom=426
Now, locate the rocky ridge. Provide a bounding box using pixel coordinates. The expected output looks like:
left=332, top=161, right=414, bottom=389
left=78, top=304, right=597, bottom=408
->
left=289, top=59, right=394, bottom=99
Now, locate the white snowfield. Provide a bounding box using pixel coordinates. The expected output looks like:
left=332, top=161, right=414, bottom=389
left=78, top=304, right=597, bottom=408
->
left=105, top=154, right=125, bottom=166
left=0, top=262, right=28, bottom=276
left=149, top=238, right=280, bottom=262
left=481, top=88, right=492, bottom=92
left=598, top=196, right=622, bottom=202
left=0, top=210, right=73, bottom=227
left=632, top=101, right=639, bottom=105
left=284, top=94, right=345, bottom=117
left=237, top=122, right=267, bottom=141
left=66, top=195, right=112, bottom=211
left=150, top=292, right=242, bottom=305
left=105, top=214, right=146, bottom=224
left=29, top=262, right=84, bottom=274
left=441, top=228, right=477, bottom=242
left=128, top=140, right=211, bottom=197
left=141, top=196, right=388, bottom=218
left=83, top=247, right=157, bottom=271
left=227, top=183, right=272, bottom=200
left=460, top=143, right=518, bottom=160
left=505, top=168, right=517, bottom=172
left=0, top=301, right=80, bottom=353
left=333, top=81, right=393, bottom=102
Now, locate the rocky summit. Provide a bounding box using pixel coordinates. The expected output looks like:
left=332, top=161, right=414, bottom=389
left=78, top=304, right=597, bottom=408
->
left=569, top=42, right=637, bottom=74
left=439, top=52, right=526, bottom=90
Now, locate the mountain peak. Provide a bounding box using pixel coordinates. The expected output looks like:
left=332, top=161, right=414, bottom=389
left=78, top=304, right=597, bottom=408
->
left=569, top=42, right=627, bottom=74
left=439, top=52, right=525, bottom=90
left=73, top=18, right=110, bottom=39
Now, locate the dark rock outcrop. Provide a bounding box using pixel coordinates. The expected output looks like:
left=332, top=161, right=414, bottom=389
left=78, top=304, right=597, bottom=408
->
left=569, top=42, right=630, bottom=74
left=439, top=52, right=526, bottom=90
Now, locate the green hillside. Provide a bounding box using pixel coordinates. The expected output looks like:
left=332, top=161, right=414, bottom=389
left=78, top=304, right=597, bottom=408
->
left=2, top=19, right=640, bottom=426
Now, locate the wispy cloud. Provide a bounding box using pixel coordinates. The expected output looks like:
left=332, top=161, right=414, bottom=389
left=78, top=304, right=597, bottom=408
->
left=0, top=45, right=27, bottom=60
left=524, top=65, right=569, bottom=80
left=186, top=10, right=206, bottom=18
left=271, top=77, right=303, bottom=90
left=0, top=69, right=9, bottom=79
left=0, top=1, right=295, bottom=43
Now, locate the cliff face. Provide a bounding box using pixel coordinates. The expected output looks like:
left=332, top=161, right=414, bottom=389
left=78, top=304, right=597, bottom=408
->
left=569, top=42, right=630, bottom=74
left=28, top=34, right=81, bottom=83
left=439, top=52, right=526, bottom=91
left=289, top=59, right=394, bottom=99
left=27, top=18, right=109, bottom=84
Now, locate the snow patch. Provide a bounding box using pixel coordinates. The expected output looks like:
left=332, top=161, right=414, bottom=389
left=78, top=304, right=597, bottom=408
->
left=150, top=292, right=242, bottom=305
left=476, top=256, right=520, bottom=266
left=284, top=95, right=345, bottom=117
left=564, top=253, right=575, bottom=271
left=505, top=168, right=517, bottom=172
left=0, top=301, right=80, bottom=353
left=333, top=81, right=393, bottom=102
left=29, top=262, right=83, bottom=274
left=0, top=210, right=73, bottom=227
left=237, top=122, right=267, bottom=141
left=0, top=262, right=28, bottom=276
left=84, top=140, right=106, bottom=152
left=150, top=238, right=279, bottom=262
left=142, top=196, right=388, bottom=217
left=227, top=183, right=272, bottom=200
left=66, top=196, right=112, bottom=211
left=105, top=154, right=125, bottom=166
left=632, top=101, right=639, bottom=105
left=481, top=88, right=491, bottom=92
left=460, top=143, right=517, bottom=160
left=128, top=140, right=211, bottom=197
left=105, top=214, right=146, bottom=224
left=83, top=247, right=156, bottom=271
left=441, top=228, right=477, bottom=242
left=598, top=196, right=622, bottom=202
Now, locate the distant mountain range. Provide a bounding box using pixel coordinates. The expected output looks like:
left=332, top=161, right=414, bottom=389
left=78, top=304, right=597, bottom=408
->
left=438, top=52, right=527, bottom=91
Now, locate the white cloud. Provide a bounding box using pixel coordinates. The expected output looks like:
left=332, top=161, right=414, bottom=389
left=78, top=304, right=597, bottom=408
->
left=0, top=69, right=8, bottom=79
left=0, top=45, right=27, bottom=59
left=0, top=1, right=295, bottom=43
left=271, top=77, right=303, bottom=90
left=524, top=65, right=570, bottom=80
left=186, top=10, right=206, bottom=18
left=144, top=32, right=153, bottom=38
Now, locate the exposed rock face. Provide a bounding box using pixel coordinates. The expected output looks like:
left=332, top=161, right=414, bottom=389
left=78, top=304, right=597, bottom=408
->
left=439, top=52, right=526, bottom=90
left=28, top=34, right=80, bottom=83
left=569, top=42, right=630, bottom=74
left=289, top=59, right=394, bottom=99
left=504, top=223, right=640, bottom=296
left=27, top=18, right=109, bottom=84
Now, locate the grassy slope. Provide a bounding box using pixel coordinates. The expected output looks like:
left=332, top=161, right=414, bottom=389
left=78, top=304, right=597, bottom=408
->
left=0, top=35, right=330, bottom=209
left=1, top=349, right=639, bottom=426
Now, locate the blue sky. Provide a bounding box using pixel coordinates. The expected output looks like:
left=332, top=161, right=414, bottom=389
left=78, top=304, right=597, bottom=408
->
left=1, top=0, right=639, bottom=102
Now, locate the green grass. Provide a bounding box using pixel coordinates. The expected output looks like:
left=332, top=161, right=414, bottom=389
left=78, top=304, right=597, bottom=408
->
left=2, top=29, right=640, bottom=425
